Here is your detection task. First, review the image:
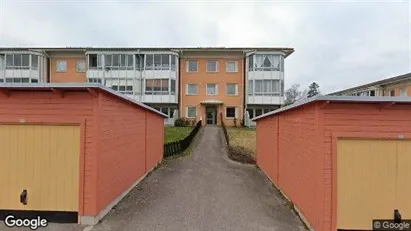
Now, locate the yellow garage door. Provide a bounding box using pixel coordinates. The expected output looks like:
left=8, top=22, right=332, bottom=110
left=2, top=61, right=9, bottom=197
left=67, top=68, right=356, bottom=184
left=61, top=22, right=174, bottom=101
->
left=337, top=139, right=397, bottom=230
left=397, top=141, right=411, bottom=220
left=0, top=124, right=80, bottom=212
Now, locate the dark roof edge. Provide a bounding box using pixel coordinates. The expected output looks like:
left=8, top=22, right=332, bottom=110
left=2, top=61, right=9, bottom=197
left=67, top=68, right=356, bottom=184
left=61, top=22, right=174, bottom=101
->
left=0, top=83, right=168, bottom=118
left=328, top=72, right=411, bottom=95
left=252, top=95, right=411, bottom=121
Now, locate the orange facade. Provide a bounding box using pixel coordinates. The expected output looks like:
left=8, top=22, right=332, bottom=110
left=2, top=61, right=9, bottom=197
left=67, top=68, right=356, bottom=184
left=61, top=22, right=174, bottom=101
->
left=383, top=81, right=411, bottom=96
left=256, top=99, right=411, bottom=231
left=180, top=52, right=244, bottom=126
left=50, top=54, right=87, bottom=83
left=0, top=86, right=164, bottom=225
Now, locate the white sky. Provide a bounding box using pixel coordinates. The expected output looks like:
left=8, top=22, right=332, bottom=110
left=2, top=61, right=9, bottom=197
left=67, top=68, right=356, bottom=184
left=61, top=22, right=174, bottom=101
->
left=0, top=0, right=410, bottom=93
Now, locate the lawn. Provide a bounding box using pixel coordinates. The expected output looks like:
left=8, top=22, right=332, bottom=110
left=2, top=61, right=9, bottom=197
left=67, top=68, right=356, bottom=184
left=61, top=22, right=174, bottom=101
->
left=227, top=127, right=256, bottom=157
left=164, top=127, right=193, bottom=143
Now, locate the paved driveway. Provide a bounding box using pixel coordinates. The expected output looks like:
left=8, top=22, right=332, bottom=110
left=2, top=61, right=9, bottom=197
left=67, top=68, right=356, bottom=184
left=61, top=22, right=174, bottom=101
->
left=0, top=126, right=306, bottom=231
left=91, top=126, right=306, bottom=231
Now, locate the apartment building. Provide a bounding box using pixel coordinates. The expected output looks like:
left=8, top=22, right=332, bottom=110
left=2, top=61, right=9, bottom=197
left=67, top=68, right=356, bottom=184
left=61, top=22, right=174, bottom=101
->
left=329, top=72, right=411, bottom=97
left=0, top=47, right=294, bottom=126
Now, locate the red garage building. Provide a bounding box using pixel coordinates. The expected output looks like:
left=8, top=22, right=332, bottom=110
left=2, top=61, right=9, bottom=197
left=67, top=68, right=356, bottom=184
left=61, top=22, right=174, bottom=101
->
left=254, top=96, right=411, bottom=231
left=0, top=83, right=166, bottom=225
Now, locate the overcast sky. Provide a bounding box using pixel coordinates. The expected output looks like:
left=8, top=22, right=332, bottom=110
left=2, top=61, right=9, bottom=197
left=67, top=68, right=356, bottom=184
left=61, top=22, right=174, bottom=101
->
left=0, top=0, right=410, bottom=93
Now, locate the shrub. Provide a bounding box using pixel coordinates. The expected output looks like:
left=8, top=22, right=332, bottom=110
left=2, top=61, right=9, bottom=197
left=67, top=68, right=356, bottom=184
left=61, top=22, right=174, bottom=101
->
left=174, top=118, right=186, bottom=127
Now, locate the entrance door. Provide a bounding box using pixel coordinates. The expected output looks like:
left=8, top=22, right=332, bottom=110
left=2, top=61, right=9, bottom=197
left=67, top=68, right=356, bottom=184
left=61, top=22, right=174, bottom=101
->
left=206, top=107, right=217, bottom=125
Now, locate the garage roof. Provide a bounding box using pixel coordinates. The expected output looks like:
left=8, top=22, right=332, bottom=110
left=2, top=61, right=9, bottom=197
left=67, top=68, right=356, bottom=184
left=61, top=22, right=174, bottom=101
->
left=0, top=83, right=168, bottom=118
left=253, top=95, right=411, bottom=121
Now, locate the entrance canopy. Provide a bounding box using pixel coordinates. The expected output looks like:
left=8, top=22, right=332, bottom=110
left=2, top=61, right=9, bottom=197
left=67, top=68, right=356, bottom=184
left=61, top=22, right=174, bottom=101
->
left=200, top=100, right=223, bottom=105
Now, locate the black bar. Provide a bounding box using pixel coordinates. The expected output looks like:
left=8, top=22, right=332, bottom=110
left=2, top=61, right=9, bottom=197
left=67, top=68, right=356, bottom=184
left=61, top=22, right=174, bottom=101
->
left=0, top=210, right=78, bottom=223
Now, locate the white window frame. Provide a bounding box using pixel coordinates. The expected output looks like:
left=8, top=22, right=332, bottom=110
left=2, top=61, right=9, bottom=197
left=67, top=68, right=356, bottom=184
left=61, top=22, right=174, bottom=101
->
left=56, top=60, right=67, bottom=72
left=225, top=107, right=236, bottom=119
left=76, top=60, right=86, bottom=72
left=226, top=83, right=238, bottom=96
left=206, top=83, right=218, bottom=95
left=186, top=84, right=198, bottom=96
left=206, top=60, right=219, bottom=72
left=226, top=61, right=238, bottom=73
left=187, top=60, right=198, bottom=72
left=187, top=106, right=197, bottom=118
left=400, top=88, right=407, bottom=96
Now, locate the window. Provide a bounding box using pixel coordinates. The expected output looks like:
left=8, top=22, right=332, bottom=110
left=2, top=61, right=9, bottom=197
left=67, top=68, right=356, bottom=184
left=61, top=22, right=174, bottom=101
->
left=171, top=55, right=176, bottom=71
left=255, top=109, right=263, bottom=117
left=248, top=55, right=253, bottom=71
left=246, top=109, right=254, bottom=119
left=31, top=55, right=39, bottom=70
left=146, top=55, right=154, bottom=70
left=5, top=54, right=30, bottom=69
left=187, top=60, right=198, bottom=72
left=206, top=83, right=218, bottom=95
left=6, top=54, right=13, bottom=68
left=390, top=90, right=395, bottom=96
left=4, top=78, right=30, bottom=83
left=31, top=79, right=38, bottom=83
left=370, top=90, right=375, bottom=96
left=135, top=55, right=144, bottom=71
left=187, top=106, right=197, bottom=118
left=89, top=54, right=102, bottom=69
left=56, top=60, right=67, bottom=72
left=0, top=55, right=4, bottom=70
left=226, top=83, right=237, bottom=95
left=161, top=54, right=169, bottom=70
left=226, top=61, right=238, bottom=73
left=171, top=79, right=176, bottom=95
left=248, top=80, right=253, bottom=95
left=0, top=79, right=3, bottom=83
left=88, top=78, right=102, bottom=83
left=226, top=107, right=236, bottom=118
left=207, top=60, right=218, bottom=72
left=143, top=54, right=171, bottom=70
left=254, top=54, right=282, bottom=71
left=400, top=88, right=407, bottom=96
left=76, top=60, right=86, bottom=72
left=145, top=79, right=170, bottom=95
left=104, top=54, right=133, bottom=70
left=251, top=80, right=280, bottom=95
left=187, top=84, right=198, bottom=95
left=161, top=108, right=169, bottom=117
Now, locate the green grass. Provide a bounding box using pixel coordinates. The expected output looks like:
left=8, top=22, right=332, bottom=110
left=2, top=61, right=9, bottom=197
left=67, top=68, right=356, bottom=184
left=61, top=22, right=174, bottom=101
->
left=227, top=127, right=256, bottom=157
left=164, top=127, right=193, bottom=143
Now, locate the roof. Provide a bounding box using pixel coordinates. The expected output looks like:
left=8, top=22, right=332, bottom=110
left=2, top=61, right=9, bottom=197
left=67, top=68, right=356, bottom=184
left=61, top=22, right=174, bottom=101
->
left=252, top=95, right=411, bottom=121
left=328, top=72, right=411, bottom=95
left=0, top=46, right=295, bottom=57
left=0, top=83, right=168, bottom=118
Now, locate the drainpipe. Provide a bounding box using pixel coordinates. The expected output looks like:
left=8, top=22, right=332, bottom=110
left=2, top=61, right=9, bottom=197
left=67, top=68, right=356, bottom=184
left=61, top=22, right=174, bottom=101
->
left=179, top=49, right=183, bottom=119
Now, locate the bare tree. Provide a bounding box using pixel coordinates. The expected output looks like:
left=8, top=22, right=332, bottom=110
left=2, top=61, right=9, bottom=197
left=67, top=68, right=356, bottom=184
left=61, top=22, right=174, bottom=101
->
left=284, top=84, right=307, bottom=106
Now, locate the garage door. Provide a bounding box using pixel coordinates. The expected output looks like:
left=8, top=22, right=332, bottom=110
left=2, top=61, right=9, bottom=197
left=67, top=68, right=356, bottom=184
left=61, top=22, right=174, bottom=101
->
left=337, top=139, right=411, bottom=230
left=0, top=124, right=80, bottom=212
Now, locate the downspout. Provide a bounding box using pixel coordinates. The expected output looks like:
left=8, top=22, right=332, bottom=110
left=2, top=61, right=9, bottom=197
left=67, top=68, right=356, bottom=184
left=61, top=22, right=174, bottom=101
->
left=242, top=51, right=246, bottom=126
left=41, top=50, right=51, bottom=83
left=179, top=49, right=183, bottom=119
left=137, top=49, right=141, bottom=102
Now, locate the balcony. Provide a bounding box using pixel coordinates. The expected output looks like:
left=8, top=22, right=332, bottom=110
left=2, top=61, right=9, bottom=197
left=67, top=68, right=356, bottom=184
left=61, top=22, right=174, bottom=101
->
left=0, top=52, right=47, bottom=82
